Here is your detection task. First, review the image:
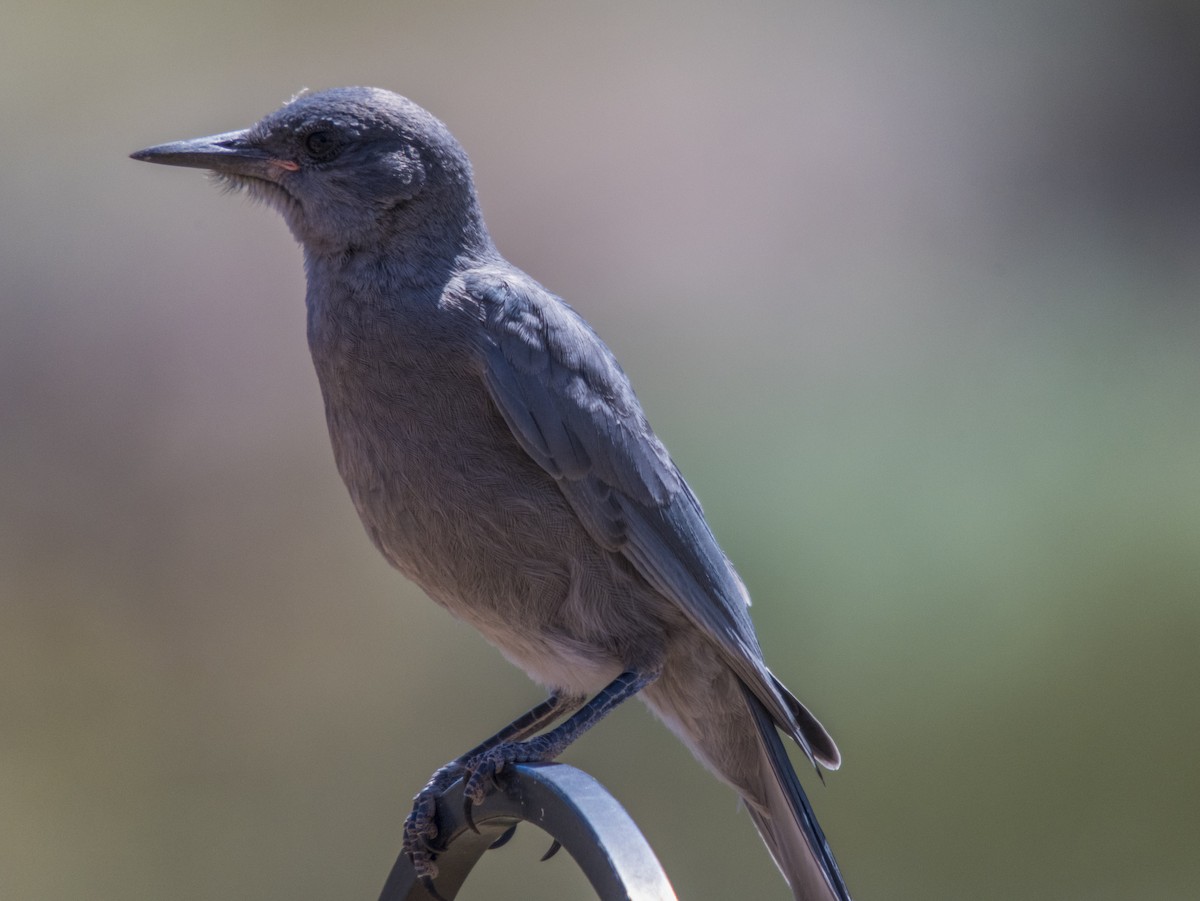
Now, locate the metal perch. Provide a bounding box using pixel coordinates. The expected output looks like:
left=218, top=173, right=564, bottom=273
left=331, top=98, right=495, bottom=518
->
left=378, top=763, right=678, bottom=900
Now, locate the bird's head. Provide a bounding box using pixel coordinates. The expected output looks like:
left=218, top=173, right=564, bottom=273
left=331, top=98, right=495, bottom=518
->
left=132, top=87, right=488, bottom=257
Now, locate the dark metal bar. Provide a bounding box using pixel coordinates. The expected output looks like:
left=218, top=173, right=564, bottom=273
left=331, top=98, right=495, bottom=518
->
left=378, top=763, right=677, bottom=900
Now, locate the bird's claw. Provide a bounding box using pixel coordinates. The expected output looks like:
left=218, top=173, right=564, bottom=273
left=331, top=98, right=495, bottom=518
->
left=460, top=769, right=502, bottom=834
left=463, top=798, right=479, bottom=835
left=488, top=824, right=519, bottom=850
left=418, top=874, right=449, bottom=901
left=402, top=813, right=442, bottom=885
left=408, top=742, right=550, bottom=882
left=402, top=763, right=468, bottom=884
left=460, top=740, right=541, bottom=831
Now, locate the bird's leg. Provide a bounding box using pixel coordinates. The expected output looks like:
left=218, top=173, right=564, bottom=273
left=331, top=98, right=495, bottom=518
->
left=461, top=669, right=659, bottom=825
left=402, top=692, right=582, bottom=881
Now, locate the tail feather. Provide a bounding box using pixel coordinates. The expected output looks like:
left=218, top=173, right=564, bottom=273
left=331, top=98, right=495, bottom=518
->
left=769, top=671, right=842, bottom=771
left=639, top=642, right=851, bottom=899
left=742, top=682, right=852, bottom=901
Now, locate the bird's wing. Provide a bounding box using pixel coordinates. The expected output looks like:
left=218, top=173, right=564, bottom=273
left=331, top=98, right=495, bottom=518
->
left=469, top=268, right=830, bottom=764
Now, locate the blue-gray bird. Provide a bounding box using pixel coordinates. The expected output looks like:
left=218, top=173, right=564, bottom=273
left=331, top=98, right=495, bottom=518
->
left=132, top=87, right=852, bottom=900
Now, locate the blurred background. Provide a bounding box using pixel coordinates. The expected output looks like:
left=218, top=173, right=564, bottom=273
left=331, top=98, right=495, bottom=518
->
left=3, top=1, right=1199, bottom=898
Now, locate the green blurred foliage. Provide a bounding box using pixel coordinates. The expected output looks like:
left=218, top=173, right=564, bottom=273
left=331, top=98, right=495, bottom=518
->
left=3, top=1, right=1198, bottom=898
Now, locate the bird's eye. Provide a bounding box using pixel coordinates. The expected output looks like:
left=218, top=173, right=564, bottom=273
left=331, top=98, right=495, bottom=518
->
left=303, top=130, right=340, bottom=159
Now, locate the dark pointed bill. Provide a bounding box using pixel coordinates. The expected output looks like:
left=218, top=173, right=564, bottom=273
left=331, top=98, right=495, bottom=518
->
left=130, top=129, right=270, bottom=174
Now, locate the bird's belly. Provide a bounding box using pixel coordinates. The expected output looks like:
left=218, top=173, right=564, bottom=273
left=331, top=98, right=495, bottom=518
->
left=330, top=402, right=562, bottom=594
left=462, top=614, right=625, bottom=697
left=321, top=375, right=636, bottom=689
left=370, top=454, right=628, bottom=697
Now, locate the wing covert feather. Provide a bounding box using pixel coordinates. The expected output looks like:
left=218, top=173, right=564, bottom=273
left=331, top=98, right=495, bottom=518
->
left=470, top=268, right=805, bottom=745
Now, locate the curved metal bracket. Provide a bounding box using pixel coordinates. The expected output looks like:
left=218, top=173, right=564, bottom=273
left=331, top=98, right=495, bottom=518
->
left=378, top=763, right=677, bottom=900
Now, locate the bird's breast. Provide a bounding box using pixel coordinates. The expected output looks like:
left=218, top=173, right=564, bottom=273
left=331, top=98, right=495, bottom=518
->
left=308, top=310, right=564, bottom=592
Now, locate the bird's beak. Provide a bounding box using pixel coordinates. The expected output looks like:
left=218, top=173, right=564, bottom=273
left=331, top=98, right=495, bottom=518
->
left=130, top=129, right=277, bottom=176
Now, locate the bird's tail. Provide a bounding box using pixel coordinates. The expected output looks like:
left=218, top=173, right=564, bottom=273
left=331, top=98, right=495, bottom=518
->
left=641, top=659, right=851, bottom=900
left=741, top=682, right=852, bottom=901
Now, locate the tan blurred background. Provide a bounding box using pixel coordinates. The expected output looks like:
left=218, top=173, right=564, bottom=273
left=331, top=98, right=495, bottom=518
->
left=3, top=1, right=1199, bottom=898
